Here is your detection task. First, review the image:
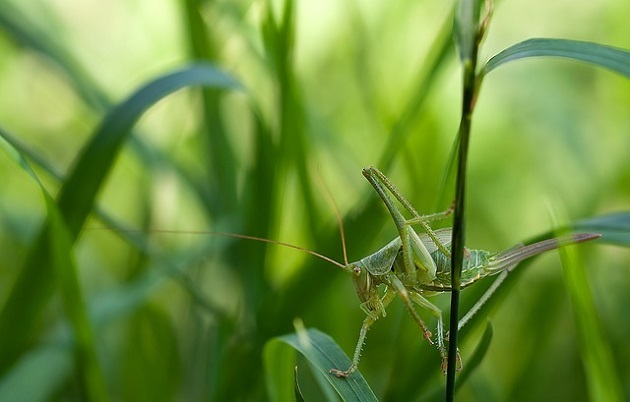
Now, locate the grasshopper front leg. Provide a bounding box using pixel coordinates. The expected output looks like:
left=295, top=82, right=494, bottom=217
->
left=330, top=288, right=397, bottom=377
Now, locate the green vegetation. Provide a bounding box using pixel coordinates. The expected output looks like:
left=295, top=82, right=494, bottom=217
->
left=0, top=1, right=629, bottom=401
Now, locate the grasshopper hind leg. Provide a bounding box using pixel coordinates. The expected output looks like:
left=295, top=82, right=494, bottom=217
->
left=407, top=291, right=463, bottom=373
left=389, top=275, right=462, bottom=373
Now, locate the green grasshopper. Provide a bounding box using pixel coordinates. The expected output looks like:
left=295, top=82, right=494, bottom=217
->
left=321, top=166, right=599, bottom=377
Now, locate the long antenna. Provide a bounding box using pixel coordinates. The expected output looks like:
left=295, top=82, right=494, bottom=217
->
left=86, top=227, right=346, bottom=270
left=314, top=170, right=350, bottom=266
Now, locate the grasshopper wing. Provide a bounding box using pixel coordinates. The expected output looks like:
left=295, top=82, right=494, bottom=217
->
left=358, top=237, right=402, bottom=275
left=417, top=227, right=452, bottom=254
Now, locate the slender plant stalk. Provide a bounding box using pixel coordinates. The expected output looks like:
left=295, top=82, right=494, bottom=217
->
left=446, top=3, right=484, bottom=400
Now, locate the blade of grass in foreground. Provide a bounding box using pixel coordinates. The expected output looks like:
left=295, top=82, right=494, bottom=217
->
left=0, top=64, right=241, bottom=375
left=264, top=325, right=378, bottom=402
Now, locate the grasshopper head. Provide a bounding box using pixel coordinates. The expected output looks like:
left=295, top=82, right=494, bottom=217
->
left=346, top=262, right=372, bottom=304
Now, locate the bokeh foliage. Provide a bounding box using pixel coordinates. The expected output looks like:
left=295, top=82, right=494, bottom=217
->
left=0, top=0, right=629, bottom=401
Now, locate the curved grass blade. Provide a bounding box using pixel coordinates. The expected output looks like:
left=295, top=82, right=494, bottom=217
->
left=294, top=367, right=307, bottom=402
left=0, top=64, right=241, bottom=375
left=483, top=38, right=630, bottom=78
left=571, top=212, right=630, bottom=246
left=0, top=5, right=224, bottom=218
left=0, top=134, right=108, bottom=401
left=454, top=321, right=493, bottom=392
left=57, top=64, right=240, bottom=236
left=0, top=344, right=72, bottom=402
left=0, top=127, right=228, bottom=320
left=264, top=327, right=378, bottom=402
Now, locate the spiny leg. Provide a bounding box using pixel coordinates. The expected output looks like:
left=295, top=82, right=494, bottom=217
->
left=330, top=289, right=397, bottom=377
left=362, top=166, right=453, bottom=262
left=390, top=274, right=461, bottom=372
left=407, top=292, right=459, bottom=373
left=388, top=276, right=434, bottom=344
left=405, top=290, right=463, bottom=373
left=363, top=167, right=451, bottom=229
left=457, top=270, right=509, bottom=332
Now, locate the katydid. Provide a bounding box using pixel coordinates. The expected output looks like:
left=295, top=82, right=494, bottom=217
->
left=325, top=166, right=599, bottom=377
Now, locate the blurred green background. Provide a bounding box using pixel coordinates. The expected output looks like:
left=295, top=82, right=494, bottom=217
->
left=0, top=0, right=629, bottom=401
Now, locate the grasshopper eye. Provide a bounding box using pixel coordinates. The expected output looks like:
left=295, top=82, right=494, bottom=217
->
left=353, top=266, right=362, bottom=275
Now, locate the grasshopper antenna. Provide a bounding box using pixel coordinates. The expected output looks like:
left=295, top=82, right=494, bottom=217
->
left=314, top=170, right=349, bottom=266
left=85, top=227, right=346, bottom=270
left=200, top=231, right=346, bottom=269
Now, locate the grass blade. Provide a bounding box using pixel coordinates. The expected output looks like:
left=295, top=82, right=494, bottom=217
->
left=454, top=0, right=483, bottom=63
left=0, top=64, right=241, bottom=375
left=571, top=212, right=630, bottom=246
left=264, top=327, right=378, bottom=402
left=483, top=38, right=630, bottom=78
left=0, top=344, right=72, bottom=402
left=57, top=64, right=241, bottom=236
left=558, top=238, right=623, bottom=402
left=0, top=134, right=108, bottom=401
left=46, top=196, right=108, bottom=402
left=181, top=0, right=239, bottom=215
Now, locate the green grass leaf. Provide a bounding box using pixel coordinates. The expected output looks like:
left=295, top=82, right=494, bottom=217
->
left=57, top=64, right=241, bottom=236
left=571, top=212, right=630, bottom=246
left=0, top=64, right=241, bottom=375
left=0, top=129, right=108, bottom=401
left=0, top=344, right=72, bottom=402
left=45, top=195, right=108, bottom=402
left=454, top=0, right=483, bottom=63
left=264, top=327, right=378, bottom=402
left=483, top=38, right=630, bottom=78
left=559, top=238, right=623, bottom=402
